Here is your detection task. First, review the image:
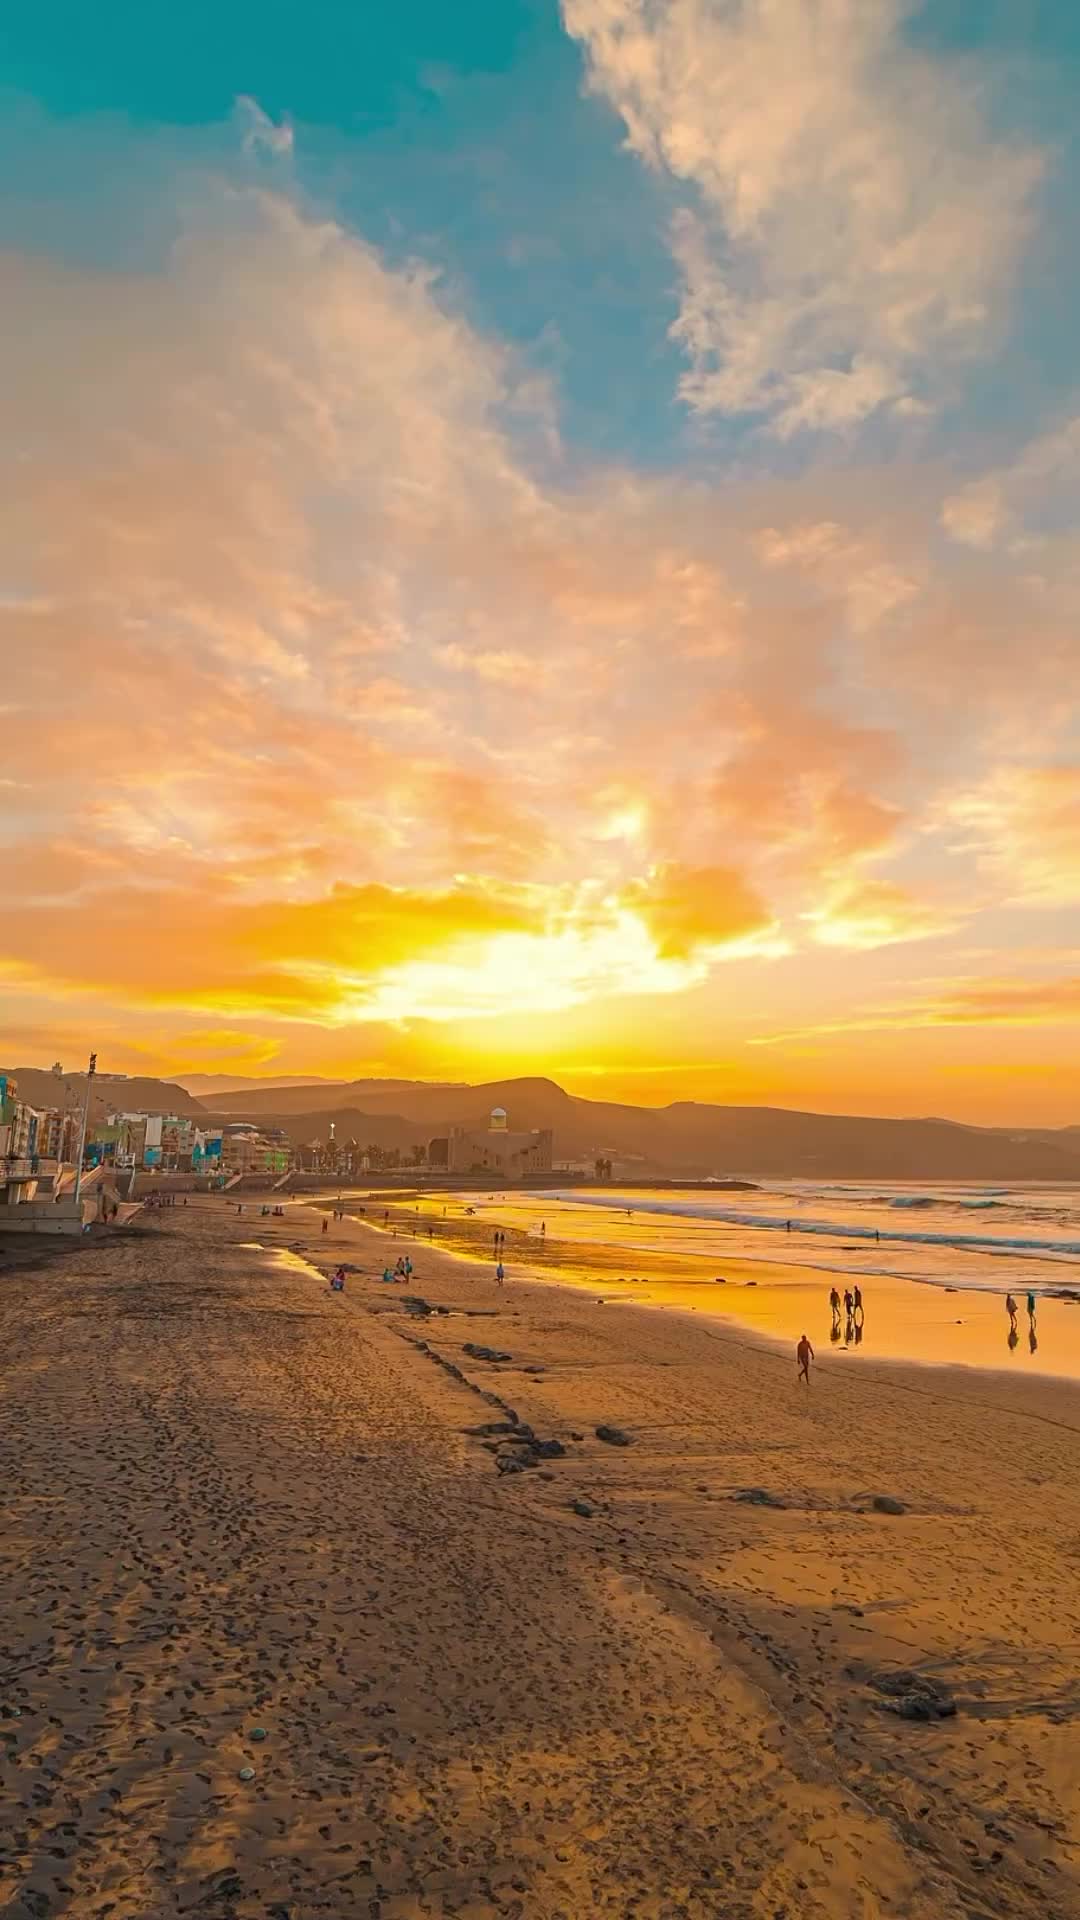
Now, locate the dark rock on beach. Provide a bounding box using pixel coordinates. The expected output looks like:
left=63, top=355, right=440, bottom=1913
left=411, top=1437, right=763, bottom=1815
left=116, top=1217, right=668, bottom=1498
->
left=872, top=1669, right=956, bottom=1721
left=595, top=1425, right=632, bottom=1447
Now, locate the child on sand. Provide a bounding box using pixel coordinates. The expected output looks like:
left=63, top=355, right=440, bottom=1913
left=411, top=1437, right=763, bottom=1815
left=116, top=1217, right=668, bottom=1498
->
left=797, top=1333, right=814, bottom=1384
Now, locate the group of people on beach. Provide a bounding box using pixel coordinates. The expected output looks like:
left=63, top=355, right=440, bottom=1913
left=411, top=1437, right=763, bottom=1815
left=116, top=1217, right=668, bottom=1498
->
left=797, top=1283, right=869, bottom=1383
left=1006, top=1290, right=1039, bottom=1353
left=381, top=1256, right=413, bottom=1284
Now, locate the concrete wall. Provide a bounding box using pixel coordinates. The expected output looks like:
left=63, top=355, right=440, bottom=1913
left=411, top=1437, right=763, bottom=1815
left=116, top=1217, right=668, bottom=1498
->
left=0, top=1198, right=87, bottom=1236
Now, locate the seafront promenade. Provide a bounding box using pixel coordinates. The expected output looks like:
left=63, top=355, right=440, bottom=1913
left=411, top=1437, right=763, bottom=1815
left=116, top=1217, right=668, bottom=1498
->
left=1, top=1199, right=1077, bottom=1918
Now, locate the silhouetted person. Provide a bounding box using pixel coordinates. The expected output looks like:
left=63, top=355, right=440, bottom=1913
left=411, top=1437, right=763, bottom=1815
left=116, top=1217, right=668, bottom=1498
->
left=1027, top=1291, right=1037, bottom=1320
left=797, top=1333, right=814, bottom=1383
left=496, top=1261, right=505, bottom=1286
left=843, top=1289, right=854, bottom=1319
left=1006, top=1293, right=1018, bottom=1327
left=829, top=1286, right=841, bottom=1319
left=853, top=1284, right=863, bottom=1318
left=786, top=1219, right=792, bottom=1233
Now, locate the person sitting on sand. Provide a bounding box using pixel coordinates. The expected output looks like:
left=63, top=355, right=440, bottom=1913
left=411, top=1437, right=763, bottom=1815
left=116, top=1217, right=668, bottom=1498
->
left=330, top=1267, right=346, bottom=1293
left=382, top=1266, right=393, bottom=1284
left=797, top=1334, right=814, bottom=1384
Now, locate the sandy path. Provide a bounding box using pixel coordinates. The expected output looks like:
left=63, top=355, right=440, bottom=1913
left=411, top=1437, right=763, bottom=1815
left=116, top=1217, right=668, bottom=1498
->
left=1, top=1199, right=1077, bottom=1919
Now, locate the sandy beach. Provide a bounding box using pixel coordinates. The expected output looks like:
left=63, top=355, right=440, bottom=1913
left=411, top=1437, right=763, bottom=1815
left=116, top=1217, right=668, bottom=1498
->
left=2, top=1198, right=1079, bottom=1919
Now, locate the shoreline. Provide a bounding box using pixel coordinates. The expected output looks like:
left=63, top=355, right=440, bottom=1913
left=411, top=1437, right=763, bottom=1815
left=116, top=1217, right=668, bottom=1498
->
left=310, top=1189, right=1080, bottom=1385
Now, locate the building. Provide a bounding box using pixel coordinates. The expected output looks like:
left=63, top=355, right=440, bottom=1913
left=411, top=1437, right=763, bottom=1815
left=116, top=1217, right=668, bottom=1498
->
left=444, top=1107, right=553, bottom=1178
left=0, top=1076, right=42, bottom=1167
left=37, top=1109, right=78, bottom=1161
left=221, top=1124, right=291, bottom=1177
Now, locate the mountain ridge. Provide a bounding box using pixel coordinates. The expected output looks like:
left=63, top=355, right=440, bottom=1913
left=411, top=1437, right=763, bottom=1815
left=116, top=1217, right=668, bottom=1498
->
left=198, top=1076, right=1080, bottom=1181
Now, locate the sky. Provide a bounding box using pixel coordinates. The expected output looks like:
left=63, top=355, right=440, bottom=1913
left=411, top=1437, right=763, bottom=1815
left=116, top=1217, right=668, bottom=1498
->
left=3, top=0, right=1080, bottom=1123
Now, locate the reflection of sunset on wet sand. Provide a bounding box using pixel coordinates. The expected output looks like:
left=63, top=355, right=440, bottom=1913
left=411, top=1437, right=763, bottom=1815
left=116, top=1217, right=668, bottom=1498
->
left=375, top=1186, right=1080, bottom=1380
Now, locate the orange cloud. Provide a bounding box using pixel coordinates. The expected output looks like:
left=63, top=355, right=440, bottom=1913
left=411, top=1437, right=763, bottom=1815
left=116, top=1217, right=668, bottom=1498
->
left=808, top=880, right=961, bottom=951
left=619, top=863, right=775, bottom=960
left=2, top=144, right=1078, bottom=1112
left=947, top=766, right=1080, bottom=905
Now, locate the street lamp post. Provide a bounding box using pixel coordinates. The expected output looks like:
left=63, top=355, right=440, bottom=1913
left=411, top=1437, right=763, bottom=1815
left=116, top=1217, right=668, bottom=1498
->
left=73, top=1051, right=97, bottom=1212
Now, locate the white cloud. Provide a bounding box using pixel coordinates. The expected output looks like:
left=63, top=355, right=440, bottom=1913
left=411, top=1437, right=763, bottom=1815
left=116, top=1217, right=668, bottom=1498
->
left=942, top=415, right=1080, bottom=548
left=563, top=0, right=1045, bottom=433
left=236, top=96, right=295, bottom=160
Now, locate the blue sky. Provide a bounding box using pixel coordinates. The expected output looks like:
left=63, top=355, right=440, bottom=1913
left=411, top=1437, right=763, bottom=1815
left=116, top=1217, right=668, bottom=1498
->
left=3, top=0, right=1072, bottom=471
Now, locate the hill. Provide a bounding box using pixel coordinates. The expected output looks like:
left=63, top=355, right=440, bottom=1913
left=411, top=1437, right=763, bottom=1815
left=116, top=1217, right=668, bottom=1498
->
left=176, top=1074, right=351, bottom=1097
left=205, top=1077, right=469, bottom=1114
left=202, top=1076, right=1080, bottom=1181
left=2, top=1067, right=207, bottom=1122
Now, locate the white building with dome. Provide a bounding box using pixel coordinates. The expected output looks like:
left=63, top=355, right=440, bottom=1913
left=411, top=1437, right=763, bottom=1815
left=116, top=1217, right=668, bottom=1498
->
left=444, top=1107, right=553, bottom=1177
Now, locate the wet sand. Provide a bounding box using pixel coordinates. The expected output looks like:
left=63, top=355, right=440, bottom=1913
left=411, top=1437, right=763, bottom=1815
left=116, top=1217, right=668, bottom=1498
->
left=350, top=1190, right=1080, bottom=1380
left=1, top=1198, right=1078, bottom=1918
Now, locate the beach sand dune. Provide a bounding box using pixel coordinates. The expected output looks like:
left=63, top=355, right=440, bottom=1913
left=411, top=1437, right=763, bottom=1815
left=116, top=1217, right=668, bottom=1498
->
left=1, top=1201, right=1077, bottom=1918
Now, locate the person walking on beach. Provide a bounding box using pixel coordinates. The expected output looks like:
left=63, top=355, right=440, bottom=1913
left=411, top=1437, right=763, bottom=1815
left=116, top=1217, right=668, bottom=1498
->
left=1006, top=1292, right=1018, bottom=1327
left=829, top=1286, right=841, bottom=1318
left=853, top=1284, right=863, bottom=1318
left=797, top=1333, right=814, bottom=1385
left=496, top=1260, right=505, bottom=1286
left=843, top=1289, right=854, bottom=1318
left=786, top=1219, right=792, bottom=1233
left=1027, top=1291, right=1037, bottom=1320
left=322, top=1217, right=328, bottom=1235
